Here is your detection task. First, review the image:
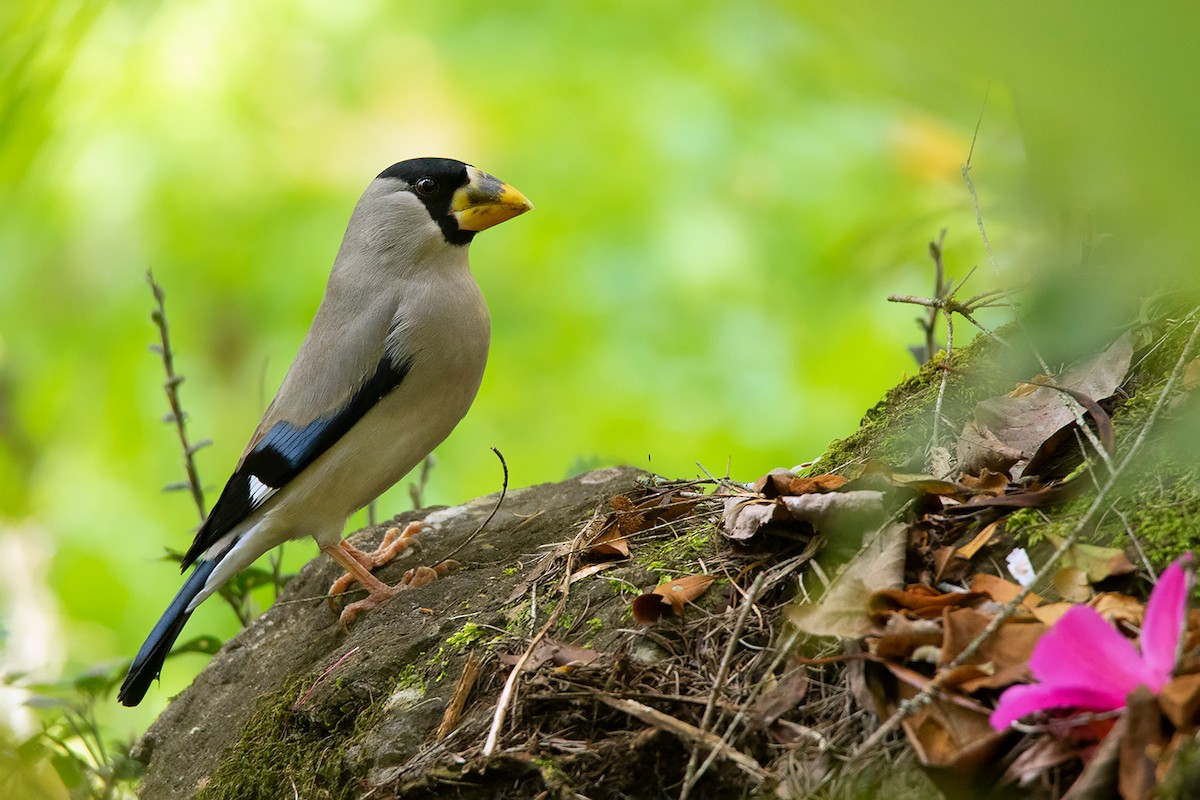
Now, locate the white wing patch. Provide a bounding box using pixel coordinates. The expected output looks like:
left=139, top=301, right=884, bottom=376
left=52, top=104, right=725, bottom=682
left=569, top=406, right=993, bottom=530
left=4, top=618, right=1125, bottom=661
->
left=248, top=474, right=278, bottom=507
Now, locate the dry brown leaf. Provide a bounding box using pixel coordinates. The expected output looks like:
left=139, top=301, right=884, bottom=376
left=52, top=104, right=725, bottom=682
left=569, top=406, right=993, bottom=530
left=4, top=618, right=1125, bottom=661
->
left=1008, top=374, right=1050, bottom=398
left=565, top=561, right=617, bottom=587
left=779, top=490, right=887, bottom=536
left=1001, top=736, right=1079, bottom=786
left=959, top=469, right=1010, bottom=497
left=1053, top=566, right=1093, bottom=603
left=895, top=477, right=965, bottom=497
left=871, top=615, right=945, bottom=661
left=932, top=546, right=969, bottom=584
left=631, top=574, right=715, bottom=624
left=1159, top=673, right=1200, bottom=729
left=753, top=668, right=810, bottom=726
left=720, top=497, right=788, bottom=540
left=956, top=521, right=1002, bottom=560
left=1091, top=591, right=1145, bottom=627
left=789, top=523, right=907, bottom=638
left=969, top=573, right=1042, bottom=608
left=1030, top=602, right=1074, bottom=627
left=1119, top=687, right=1164, bottom=800
left=898, top=682, right=1007, bottom=780
left=869, top=585, right=985, bottom=621
left=497, top=639, right=599, bottom=672
left=940, top=608, right=1045, bottom=692
left=586, top=522, right=631, bottom=558
left=754, top=468, right=848, bottom=497
left=957, top=334, right=1133, bottom=478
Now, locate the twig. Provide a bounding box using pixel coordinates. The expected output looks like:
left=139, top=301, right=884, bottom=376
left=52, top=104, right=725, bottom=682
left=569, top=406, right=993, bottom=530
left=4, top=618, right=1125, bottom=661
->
left=437, top=447, right=508, bottom=565
left=680, top=573, right=767, bottom=799
left=291, top=647, right=360, bottom=711
left=960, top=111, right=1117, bottom=476
left=853, top=312, right=1200, bottom=756
left=146, top=271, right=209, bottom=520
left=596, top=695, right=768, bottom=782
left=408, top=454, right=436, bottom=510
left=483, top=488, right=579, bottom=756
left=437, top=654, right=482, bottom=739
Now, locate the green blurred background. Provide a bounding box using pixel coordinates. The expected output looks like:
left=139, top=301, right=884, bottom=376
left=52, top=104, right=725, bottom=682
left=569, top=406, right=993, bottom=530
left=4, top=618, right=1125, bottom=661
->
left=3, top=0, right=1198, bottom=784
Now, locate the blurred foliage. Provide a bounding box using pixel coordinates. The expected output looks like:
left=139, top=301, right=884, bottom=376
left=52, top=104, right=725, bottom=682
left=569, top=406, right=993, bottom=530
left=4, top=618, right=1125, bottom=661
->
left=1, top=0, right=1197, bottom=778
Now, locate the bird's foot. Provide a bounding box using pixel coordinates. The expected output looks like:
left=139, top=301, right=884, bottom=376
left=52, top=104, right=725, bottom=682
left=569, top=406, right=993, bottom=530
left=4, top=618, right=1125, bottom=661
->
left=335, top=564, right=450, bottom=630
left=326, top=522, right=423, bottom=606
left=320, top=525, right=459, bottom=630
left=350, top=521, right=424, bottom=570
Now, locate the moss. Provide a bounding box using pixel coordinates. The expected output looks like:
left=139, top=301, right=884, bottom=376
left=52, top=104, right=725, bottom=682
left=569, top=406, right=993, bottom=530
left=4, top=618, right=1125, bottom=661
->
left=392, top=664, right=426, bottom=696
left=197, top=673, right=387, bottom=800
left=636, top=525, right=718, bottom=576
left=445, top=622, right=485, bottom=650
left=799, top=330, right=1010, bottom=477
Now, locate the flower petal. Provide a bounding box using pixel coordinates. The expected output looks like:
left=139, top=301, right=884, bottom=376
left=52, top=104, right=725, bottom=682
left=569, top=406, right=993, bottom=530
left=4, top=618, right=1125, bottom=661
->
left=990, top=682, right=1126, bottom=730
left=1141, top=553, right=1193, bottom=689
left=1028, top=605, right=1146, bottom=700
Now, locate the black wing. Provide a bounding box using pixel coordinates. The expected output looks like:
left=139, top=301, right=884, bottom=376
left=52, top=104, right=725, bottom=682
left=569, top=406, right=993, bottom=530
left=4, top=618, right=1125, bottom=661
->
left=180, top=354, right=413, bottom=568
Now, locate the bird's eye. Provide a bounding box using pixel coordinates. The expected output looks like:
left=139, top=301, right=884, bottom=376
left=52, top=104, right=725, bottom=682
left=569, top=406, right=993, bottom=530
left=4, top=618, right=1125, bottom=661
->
left=414, top=177, right=438, bottom=197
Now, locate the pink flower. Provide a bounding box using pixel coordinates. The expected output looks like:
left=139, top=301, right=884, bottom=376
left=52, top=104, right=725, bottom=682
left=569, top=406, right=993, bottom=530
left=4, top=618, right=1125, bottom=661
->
left=990, top=552, right=1193, bottom=731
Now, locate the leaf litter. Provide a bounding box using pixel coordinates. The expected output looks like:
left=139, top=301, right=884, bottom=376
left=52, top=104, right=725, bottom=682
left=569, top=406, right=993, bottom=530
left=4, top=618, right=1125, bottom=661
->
left=374, top=313, right=1200, bottom=800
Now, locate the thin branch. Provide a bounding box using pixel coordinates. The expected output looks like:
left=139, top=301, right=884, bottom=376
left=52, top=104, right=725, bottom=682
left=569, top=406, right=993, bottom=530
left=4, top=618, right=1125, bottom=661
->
left=146, top=270, right=208, bottom=521
left=680, top=572, right=767, bottom=799
left=596, top=695, right=769, bottom=782
left=483, top=476, right=575, bottom=756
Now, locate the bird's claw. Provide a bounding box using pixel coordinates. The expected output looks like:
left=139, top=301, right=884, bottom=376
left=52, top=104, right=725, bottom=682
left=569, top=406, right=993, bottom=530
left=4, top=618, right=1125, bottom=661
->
left=336, top=563, right=456, bottom=631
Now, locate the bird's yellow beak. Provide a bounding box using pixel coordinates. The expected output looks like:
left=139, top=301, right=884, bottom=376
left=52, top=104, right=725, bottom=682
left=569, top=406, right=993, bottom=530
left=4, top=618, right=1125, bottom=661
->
left=451, top=166, right=534, bottom=232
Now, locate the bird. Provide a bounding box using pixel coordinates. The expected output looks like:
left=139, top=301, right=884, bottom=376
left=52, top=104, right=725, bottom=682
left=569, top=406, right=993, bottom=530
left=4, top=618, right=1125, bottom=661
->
left=118, top=157, right=532, bottom=707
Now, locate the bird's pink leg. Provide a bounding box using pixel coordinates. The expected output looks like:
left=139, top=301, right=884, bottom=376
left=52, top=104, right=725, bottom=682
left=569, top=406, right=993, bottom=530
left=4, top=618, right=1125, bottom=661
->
left=321, top=522, right=438, bottom=629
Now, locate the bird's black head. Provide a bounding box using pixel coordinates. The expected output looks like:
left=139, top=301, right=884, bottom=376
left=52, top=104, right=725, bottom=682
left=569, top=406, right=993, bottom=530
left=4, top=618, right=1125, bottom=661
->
left=377, top=157, right=533, bottom=246
left=378, top=157, right=476, bottom=246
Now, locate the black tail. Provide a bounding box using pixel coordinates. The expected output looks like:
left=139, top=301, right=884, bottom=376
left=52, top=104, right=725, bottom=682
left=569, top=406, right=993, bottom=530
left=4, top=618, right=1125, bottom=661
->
left=118, top=559, right=217, bottom=707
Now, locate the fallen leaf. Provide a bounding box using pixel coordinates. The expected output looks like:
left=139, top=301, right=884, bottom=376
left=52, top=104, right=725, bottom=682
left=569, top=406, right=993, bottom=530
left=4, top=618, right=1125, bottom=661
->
left=969, top=573, right=1042, bottom=608
left=1001, top=736, right=1079, bottom=786
left=631, top=574, right=715, bottom=624
left=869, top=584, right=984, bottom=621
left=956, top=521, right=1002, bottom=560
left=939, top=608, right=1045, bottom=692
left=585, top=521, right=631, bottom=558
left=721, top=496, right=789, bottom=540
left=1118, top=687, right=1164, bottom=800
left=898, top=680, right=1008, bottom=786
left=789, top=523, right=907, bottom=637
left=1008, top=374, right=1050, bottom=398
left=753, top=668, right=810, bottom=726
left=1158, top=672, right=1200, bottom=729
left=779, top=490, right=887, bottom=538
left=1030, top=602, right=1074, bottom=627
left=1045, top=534, right=1136, bottom=583
left=564, top=561, right=617, bottom=587
left=956, top=334, right=1133, bottom=478
left=754, top=468, right=848, bottom=497
left=1053, top=566, right=1093, bottom=603
left=871, top=615, right=945, bottom=661
left=1090, top=591, right=1144, bottom=627
left=959, top=470, right=1009, bottom=497
left=498, top=639, right=600, bottom=671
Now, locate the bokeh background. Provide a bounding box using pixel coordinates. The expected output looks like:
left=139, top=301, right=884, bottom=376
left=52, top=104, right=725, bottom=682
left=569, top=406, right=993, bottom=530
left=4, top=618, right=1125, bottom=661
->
left=3, top=0, right=1199, bottom=789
